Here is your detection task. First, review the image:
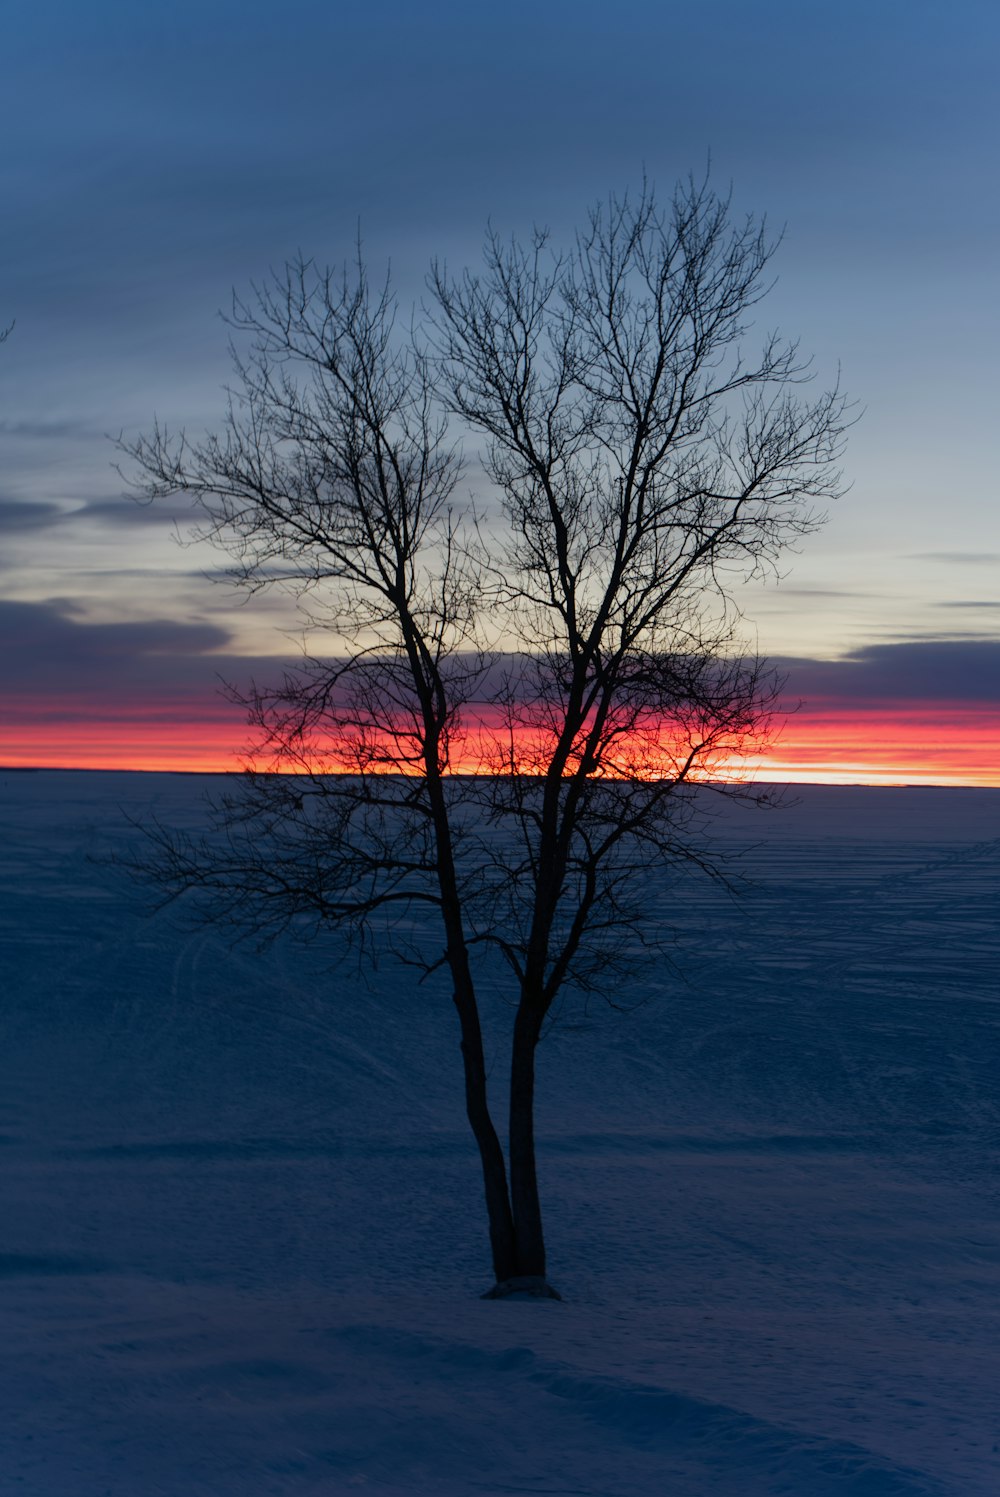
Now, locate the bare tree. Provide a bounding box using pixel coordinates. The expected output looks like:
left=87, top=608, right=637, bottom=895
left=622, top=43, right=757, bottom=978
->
left=124, top=179, right=848, bottom=1297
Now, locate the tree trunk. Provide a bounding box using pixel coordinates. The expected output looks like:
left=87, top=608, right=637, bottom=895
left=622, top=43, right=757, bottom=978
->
left=508, top=1000, right=546, bottom=1277
left=425, top=764, right=517, bottom=1285
left=456, top=1016, right=517, bottom=1283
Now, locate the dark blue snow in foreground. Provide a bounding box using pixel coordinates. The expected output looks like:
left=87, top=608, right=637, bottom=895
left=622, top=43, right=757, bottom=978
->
left=1, top=772, right=999, bottom=1495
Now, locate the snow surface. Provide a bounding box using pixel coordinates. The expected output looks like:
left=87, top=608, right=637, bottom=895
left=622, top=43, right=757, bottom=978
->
left=2, top=771, right=999, bottom=1496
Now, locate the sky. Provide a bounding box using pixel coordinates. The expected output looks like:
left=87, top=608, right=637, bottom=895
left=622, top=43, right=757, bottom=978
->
left=1, top=0, right=998, bottom=783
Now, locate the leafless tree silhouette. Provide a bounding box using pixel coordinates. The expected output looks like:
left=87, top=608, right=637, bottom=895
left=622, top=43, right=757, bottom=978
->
left=124, top=178, right=849, bottom=1296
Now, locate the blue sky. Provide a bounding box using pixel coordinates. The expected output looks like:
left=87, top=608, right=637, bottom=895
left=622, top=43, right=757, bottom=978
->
left=1, top=0, right=998, bottom=757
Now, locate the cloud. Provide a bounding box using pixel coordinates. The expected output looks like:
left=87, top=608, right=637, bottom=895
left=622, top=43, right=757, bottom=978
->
left=935, top=600, right=1000, bottom=610
left=75, top=496, right=200, bottom=528
left=0, top=493, right=199, bottom=536
left=0, top=599, right=237, bottom=697
left=756, top=586, right=878, bottom=599
left=3, top=606, right=997, bottom=751
left=0, top=497, right=69, bottom=532
left=909, top=552, right=1000, bottom=566
left=0, top=418, right=94, bottom=440
left=776, top=639, right=1000, bottom=704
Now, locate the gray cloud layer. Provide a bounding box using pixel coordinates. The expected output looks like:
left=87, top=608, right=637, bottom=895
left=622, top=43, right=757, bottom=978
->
left=0, top=498, right=66, bottom=532
left=910, top=553, right=1000, bottom=567
left=777, top=641, right=1000, bottom=705
left=3, top=601, right=998, bottom=711
left=0, top=495, right=197, bottom=533
left=0, top=599, right=235, bottom=698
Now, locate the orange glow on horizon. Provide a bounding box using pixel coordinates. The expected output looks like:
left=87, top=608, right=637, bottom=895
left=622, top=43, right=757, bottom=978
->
left=0, top=695, right=245, bottom=774
left=1, top=696, right=998, bottom=786
left=743, top=700, right=1000, bottom=788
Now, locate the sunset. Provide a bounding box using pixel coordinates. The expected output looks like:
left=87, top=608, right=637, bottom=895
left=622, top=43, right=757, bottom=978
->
left=4, top=693, right=1000, bottom=786
left=2, top=6, right=999, bottom=787
left=3, top=2, right=999, bottom=1494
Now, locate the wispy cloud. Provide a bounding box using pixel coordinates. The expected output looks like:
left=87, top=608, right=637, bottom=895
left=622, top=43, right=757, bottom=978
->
left=0, top=494, right=198, bottom=535
left=751, top=585, right=879, bottom=600
left=909, top=552, right=1000, bottom=566
left=0, top=497, right=68, bottom=532
left=935, top=600, right=1000, bottom=610
left=0, top=418, right=95, bottom=440
left=75, top=496, right=198, bottom=528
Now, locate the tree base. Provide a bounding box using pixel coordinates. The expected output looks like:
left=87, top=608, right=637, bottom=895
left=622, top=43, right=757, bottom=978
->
left=481, top=1275, right=562, bottom=1300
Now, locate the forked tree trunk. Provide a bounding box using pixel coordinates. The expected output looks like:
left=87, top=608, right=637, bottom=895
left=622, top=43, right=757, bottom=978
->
left=456, top=1015, right=517, bottom=1282
left=507, top=1001, right=548, bottom=1279
left=428, top=769, right=518, bottom=1285
left=455, top=983, right=559, bottom=1297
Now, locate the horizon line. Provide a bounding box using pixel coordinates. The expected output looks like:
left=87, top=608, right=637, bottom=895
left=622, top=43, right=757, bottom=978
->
left=2, top=765, right=997, bottom=791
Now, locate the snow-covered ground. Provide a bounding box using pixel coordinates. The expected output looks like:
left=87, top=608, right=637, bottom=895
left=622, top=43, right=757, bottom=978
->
left=2, top=771, right=999, bottom=1496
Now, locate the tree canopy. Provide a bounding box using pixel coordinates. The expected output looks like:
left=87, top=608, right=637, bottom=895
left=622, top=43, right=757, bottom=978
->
left=126, top=178, right=849, bottom=1293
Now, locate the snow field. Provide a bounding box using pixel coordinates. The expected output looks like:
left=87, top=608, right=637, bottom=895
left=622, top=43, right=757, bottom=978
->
left=1, top=773, right=998, bottom=1495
